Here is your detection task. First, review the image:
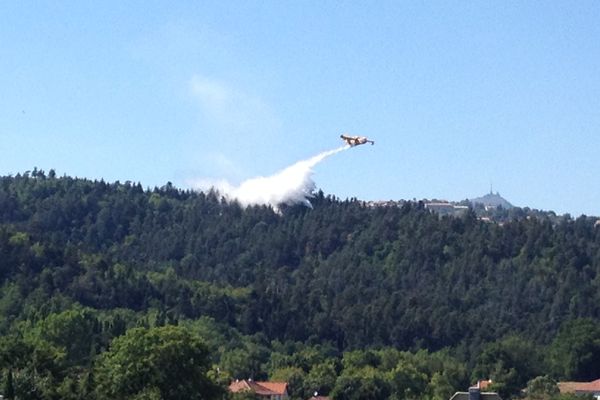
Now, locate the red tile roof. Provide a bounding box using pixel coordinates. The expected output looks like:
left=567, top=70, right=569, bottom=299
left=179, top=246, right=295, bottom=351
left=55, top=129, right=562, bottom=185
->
left=559, top=379, right=600, bottom=393
left=469, top=380, right=493, bottom=391
left=478, top=380, right=493, bottom=390
left=258, top=382, right=288, bottom=395
left=229, top=380, right=253, bottom=393
left=229, top=380, right=288, bottom=396
left=589, top=379, right=600, bottom=390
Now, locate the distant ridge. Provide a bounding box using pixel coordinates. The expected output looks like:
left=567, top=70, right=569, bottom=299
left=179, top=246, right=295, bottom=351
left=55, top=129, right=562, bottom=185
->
left=470, top=190, right=513, bottom=209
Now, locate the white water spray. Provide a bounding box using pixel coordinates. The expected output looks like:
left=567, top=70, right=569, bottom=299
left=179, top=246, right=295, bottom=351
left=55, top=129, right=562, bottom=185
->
left=195, top=146, right=349, bottom=209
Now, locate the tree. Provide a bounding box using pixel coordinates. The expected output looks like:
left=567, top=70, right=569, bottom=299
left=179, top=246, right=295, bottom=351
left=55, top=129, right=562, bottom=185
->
left=221, top=342, right=270, bottom=381
left=427, top=372, right=456, bottom=400
left=524, top=376, right=559, bottom=400
left=94, top=325, right=222, bottom=400
left=270, top=366, right=306, bottom=399
left=473, top=335, right=544, bottom=399
left=549, top=319, right=600, bottom=380
left=304, top=361, right=338, bottom=397
left=4, top=369, right=15, bottom=399
left=34, top=307, right=98, bottom=367
left=387, top=360, right=428, bottom=400
left=0, top=334, right=66, bottom=398
left=331, top=366, right=390, bottom=400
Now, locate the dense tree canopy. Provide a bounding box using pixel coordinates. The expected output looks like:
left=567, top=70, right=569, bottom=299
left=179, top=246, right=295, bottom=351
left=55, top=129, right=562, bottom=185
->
left=0, top=171, right=600, bottom=398
left=548, top=319, right=600, bottom=381
left=94, top=325, right=221, bottom=400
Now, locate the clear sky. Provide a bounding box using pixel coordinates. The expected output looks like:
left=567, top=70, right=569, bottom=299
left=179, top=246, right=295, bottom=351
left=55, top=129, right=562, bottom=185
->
left=1, top=1, right=599, bottom=216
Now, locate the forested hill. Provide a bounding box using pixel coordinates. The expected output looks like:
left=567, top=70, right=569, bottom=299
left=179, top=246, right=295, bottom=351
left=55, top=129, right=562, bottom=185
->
left=1, top=171, right=600, bottom=398
left=2, top=171, right=600, bottom=348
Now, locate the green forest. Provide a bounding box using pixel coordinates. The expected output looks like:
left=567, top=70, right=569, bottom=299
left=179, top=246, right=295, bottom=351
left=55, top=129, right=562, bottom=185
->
left=1, top=170, right=599, bottom=400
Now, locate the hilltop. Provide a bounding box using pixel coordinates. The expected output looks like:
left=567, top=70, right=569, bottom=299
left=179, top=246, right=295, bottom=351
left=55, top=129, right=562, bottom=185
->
left=470, top=191, right=514, bottom=209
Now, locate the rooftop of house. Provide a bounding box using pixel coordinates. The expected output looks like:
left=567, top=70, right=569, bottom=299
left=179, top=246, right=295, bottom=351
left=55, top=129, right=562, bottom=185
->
left=475, top=380, right=493, bottom=391
left=450, top=380, right=500, bottom=400
left=229, top=380, right=288, bottom=396
left=559, top=378, right=600, bottom=393
left=449, top=392, right=502, bottom=400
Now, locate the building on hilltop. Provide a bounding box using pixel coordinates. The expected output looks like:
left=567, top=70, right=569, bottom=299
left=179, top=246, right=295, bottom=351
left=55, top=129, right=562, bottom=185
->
left=424, top=202, right=469, bottom=217
left=229, top=379, right=289, bottom=400
left=470, top=188, right=513, bottom=210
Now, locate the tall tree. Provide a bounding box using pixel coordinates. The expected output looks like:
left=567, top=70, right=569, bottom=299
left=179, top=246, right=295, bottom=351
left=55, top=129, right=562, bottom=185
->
left=94, top=325, right=222, bottom=400
left=549, top=319, right=600, bottom=380
left=3, top=369, right=14, bottom=399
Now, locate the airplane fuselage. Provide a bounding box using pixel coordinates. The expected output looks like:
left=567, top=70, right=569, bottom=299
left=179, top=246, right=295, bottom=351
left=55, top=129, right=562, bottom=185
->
left=340, top=134, right=374, bottom=147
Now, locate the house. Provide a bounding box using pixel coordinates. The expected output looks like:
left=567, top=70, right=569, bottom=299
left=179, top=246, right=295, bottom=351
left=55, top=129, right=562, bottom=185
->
left=425, top=202, right=456, bottom=214
left=558, top=378, right=600, bottom=400
left=425, top=202, right=469, bottom=217
left=229, top=379, right=289, bottom=400
left=449, top=380, right=501, bottom=400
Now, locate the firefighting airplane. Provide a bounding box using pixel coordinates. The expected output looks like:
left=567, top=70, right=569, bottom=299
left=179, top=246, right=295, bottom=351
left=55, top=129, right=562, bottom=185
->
left=340, top=134, right=375, bottom=147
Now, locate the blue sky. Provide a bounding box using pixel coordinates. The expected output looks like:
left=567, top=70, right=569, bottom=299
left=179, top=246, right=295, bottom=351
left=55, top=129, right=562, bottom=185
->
left=1, top=1, right=599, bottom=216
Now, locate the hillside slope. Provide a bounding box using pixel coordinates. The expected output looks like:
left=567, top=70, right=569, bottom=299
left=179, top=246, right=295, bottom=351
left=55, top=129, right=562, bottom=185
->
left=1, top=172, right=599, bottom=351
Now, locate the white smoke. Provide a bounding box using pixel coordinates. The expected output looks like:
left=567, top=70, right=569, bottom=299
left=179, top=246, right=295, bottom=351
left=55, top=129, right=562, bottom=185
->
left=193, top=146, right=349, bottom=209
